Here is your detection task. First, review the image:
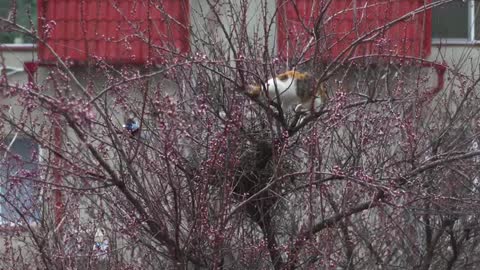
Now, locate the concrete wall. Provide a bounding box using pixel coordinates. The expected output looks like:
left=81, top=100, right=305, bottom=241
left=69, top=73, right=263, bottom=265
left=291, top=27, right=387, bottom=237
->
left=430, top=45, right=480, bottom=76
left=0, top=46, right=37, bottom=70
left=190, top=0, right=277, bottom=57
left=0, top=46, right=37, bottom=116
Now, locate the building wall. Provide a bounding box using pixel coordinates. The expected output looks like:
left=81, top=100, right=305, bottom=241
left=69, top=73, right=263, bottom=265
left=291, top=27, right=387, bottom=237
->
left=190, top=0, right=277, bottom=56
left=0, top=46, right=36, bottom=69
left=428, top=44, right=480, bottom=129
left=430, top=45, right=480, bottom=75
left=0, top=46, right=37, bottom=117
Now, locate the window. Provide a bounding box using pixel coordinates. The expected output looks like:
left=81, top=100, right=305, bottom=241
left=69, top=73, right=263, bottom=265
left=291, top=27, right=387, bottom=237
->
left=432, top=0, right=480, bottom=42
left=0, top=0, right=37, bottom=44
left=0, top=136, right=40, bottom=225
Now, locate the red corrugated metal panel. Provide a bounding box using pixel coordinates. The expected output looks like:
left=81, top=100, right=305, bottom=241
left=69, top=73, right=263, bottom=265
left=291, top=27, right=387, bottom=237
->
left=38, top=0, right=190, bottom=64
left=277, top=0, right=431, bottom=61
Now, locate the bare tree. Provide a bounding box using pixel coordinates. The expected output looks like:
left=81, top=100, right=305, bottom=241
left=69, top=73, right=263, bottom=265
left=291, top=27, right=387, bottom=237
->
left=1, top=0, right=480, bottom=269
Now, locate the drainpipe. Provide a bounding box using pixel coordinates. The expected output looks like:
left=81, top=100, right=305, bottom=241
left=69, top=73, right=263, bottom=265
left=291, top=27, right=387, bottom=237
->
left=52, top=121, right=63, bottom=228
left=24, top=62, right=64, bottom=227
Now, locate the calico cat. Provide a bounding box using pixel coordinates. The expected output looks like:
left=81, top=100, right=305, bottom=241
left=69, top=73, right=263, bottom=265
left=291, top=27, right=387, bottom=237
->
left=247, top=70, right=326, bottom=113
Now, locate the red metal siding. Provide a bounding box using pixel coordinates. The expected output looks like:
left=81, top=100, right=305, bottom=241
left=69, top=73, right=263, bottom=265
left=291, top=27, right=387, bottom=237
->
left=38, top=0, right=190, bottom=64
left=277, top=0, right=431, bottom=61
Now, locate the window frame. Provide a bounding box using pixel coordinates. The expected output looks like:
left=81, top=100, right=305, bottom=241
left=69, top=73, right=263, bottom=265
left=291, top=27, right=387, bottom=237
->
left=432, top=0, right=480, bottom=44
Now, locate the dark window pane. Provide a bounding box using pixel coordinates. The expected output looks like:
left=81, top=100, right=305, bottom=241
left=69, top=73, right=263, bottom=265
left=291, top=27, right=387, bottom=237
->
left=432, top=0, right=468, bottom=39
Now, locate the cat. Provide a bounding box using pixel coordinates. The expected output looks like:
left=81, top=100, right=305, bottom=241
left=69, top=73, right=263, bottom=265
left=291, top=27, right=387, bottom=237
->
left=247, top=70, right=327, bottom=113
